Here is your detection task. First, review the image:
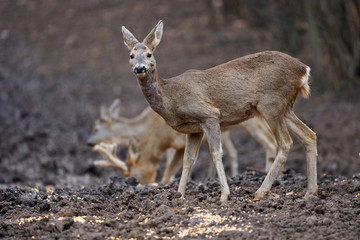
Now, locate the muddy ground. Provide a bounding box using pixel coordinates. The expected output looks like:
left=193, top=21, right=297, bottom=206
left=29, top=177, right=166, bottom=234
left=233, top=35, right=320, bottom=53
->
left=0, top=0, right=359, bottom=239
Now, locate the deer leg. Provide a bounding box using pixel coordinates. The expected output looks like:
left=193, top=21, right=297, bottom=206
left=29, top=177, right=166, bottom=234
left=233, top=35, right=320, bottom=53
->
left=206, top=162, right=216, bottom=178
left=161, top=149, right=184, bottom=184
left=285, top=111, right=318, bottom=199
left=258, top=119, right=278, bottom=172
left=221, top=131, right=238, bottom=177
left=241, top=118, right=278, bottom=172
left=178, top=132, right=203, bottom=198
left=204, top=140, right=216, bottom=179
left=201, top=119, right=230, bottom=202
left=205, top=131, right=239, bottom=179
left=165, top=148, right=176, bottom=167
left=254, top=117, right=292, bottom=200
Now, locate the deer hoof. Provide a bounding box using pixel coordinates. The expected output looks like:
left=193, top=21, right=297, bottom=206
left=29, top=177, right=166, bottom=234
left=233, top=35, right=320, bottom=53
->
left=177, top=190, right=185, bottom=200
left=304, top=189, right=318, bottom=199
left=254, top=190, right=267, bottom=201
left=220, top=193, right=229, bottom=202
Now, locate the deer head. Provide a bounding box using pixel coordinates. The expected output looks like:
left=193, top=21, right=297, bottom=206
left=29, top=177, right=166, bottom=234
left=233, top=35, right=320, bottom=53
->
left=93, top=141, right=157, bottom=184
left=122, top=20, right=163, bottom=79
left=87, top=99, right=138, bottom=147
left=125, top=139, right=157, bottom=184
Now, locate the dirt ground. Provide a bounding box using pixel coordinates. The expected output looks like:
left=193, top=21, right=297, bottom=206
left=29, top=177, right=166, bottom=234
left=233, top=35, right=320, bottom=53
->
left=0, top=0, right=359, bottom=239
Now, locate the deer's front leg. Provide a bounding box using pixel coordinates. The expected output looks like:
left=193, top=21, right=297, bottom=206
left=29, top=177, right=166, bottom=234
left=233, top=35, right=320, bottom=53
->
left=201, top=119, right=230, bottom=202
left=178, top=133, right=203, bottom=198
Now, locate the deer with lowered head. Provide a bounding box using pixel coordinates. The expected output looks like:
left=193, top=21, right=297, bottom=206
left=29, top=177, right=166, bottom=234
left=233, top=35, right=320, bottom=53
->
left=87, top=99, right=157, bottom=147
left=91, top=113, right=184, bottom=184
left=122, top=20, right=318, bottom=201
left=88, top=100, right=277, bottom=184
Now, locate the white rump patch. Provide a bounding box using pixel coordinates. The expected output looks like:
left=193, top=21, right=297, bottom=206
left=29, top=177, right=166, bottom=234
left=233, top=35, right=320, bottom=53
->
left=301, top=66, right=311, bottom=86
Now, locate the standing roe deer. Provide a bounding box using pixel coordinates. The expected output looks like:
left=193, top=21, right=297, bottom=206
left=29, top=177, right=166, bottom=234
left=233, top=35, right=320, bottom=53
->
left=88, top=100, right=277, bottom=184
left=121, top=20, right=317, bottom=202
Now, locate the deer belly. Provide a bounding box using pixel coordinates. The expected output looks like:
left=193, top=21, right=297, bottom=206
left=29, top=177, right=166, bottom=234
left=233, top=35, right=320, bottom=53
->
left=219, top=111, right=257, bottom=129
left=219, top=101, right=258, bottom=125
left=220, top=117, right=252, bottom=129
left=172, top=122, right=202, bottom=134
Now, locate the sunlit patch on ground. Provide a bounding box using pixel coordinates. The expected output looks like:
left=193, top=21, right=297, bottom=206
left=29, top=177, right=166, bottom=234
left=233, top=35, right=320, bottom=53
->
left=143, top=206, right=272, bottom=239
left=14, top=214, right=105, bottom=226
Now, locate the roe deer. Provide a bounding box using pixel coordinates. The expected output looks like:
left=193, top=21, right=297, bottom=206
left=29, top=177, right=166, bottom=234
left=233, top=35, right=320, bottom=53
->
left=122, top=20, right=317, bottom=201
left=87, top=100, right=194, bottom=183
left=87, top=99, right=157, bottom=147
left=88, top=100, right=276, bottom=183
left=92, top=113, right=183, bottom=184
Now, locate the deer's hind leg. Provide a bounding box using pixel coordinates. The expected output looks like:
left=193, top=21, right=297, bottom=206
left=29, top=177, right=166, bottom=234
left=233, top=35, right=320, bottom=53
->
left=254, top=116, right=293, bottom=200
left=178, top=132, right=203, bottom=198
left=285, top=111, right=318, bottom=198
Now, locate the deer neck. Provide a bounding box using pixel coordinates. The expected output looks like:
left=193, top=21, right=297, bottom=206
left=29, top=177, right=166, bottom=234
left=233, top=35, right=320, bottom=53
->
left=130, top=107, right=156, bottom=127
left=137, top=70, right=165, bottom=114
left=137, top=140, right=168, bottom=167
left=112, top=107, right=156, bottom=137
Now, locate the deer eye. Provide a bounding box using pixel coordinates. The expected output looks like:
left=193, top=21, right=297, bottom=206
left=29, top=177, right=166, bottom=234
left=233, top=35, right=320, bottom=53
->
left=147, top=53, right=152, bottom=58
left=130, top=54, right=134, bottom=59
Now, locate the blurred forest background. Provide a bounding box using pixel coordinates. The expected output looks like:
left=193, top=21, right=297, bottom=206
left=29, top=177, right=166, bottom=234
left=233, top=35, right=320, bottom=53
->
left=0, top=0, right=359, bottom=186
left=208, top=0, right=360, bottom=90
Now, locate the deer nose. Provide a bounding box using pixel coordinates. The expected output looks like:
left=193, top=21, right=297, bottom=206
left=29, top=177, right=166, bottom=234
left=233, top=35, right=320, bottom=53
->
left=134, top=66, right=147, bottom=74
left=87, top=138, right=97, bottom=147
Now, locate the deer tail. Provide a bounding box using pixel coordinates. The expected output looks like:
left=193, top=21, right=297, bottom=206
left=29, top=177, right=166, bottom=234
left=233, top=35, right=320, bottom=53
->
left=299, top=66, right=311, bottom=98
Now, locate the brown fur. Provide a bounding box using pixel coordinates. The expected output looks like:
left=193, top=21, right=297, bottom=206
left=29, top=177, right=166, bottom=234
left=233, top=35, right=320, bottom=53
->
left=89, top=101, right=277, bottom=184
left=87, top=100, right=157, bottom=146
left=126, top=114, right=183, bottom=184
left=122, top=20, right=317, bottom=201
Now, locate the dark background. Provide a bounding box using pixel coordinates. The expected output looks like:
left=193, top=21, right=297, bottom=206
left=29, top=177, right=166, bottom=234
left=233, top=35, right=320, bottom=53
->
left=1, top=0, right=359, bottom=186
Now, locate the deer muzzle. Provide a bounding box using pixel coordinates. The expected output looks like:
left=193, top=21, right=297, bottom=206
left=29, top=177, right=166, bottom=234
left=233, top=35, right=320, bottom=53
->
left=134, top=66, right=147, bottom=74
left=87, top=137, right=98, bottom=147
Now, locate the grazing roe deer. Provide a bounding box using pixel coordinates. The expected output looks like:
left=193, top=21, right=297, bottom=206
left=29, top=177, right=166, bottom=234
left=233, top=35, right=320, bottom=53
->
left=87, top=99, right=157, bottom=147
left=88, top=100, right=277, bottom=184
left=121, top=20, right=318, bottom=201
left=88, top=100, right=235, bottom=183
left=92, top=114, right=184, bottom=184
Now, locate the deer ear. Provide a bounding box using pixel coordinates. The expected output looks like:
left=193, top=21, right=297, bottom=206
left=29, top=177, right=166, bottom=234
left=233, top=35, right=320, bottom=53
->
left=128, top=140, right=140, bottom=166
left=109, top=99, right=121, bottom=118
left=143, top=20, right=163, bottom=51
left=122, top=26, right=139, bottom=51
left=100, top=104, right=111, bottom=123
